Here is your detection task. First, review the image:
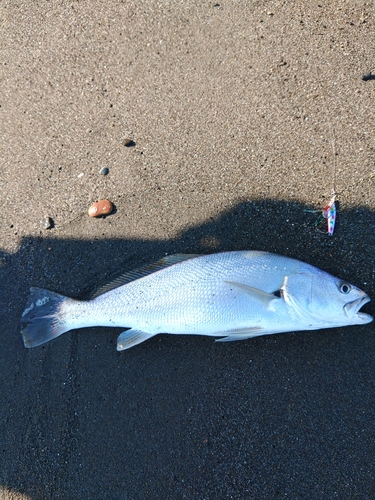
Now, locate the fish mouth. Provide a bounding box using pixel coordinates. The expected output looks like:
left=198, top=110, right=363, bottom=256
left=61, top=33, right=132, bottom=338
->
left=344, top=295, right=373, bottom=323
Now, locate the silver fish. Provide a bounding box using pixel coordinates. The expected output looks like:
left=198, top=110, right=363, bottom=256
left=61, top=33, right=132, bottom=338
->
left=21, top=251, right=372, bottom=351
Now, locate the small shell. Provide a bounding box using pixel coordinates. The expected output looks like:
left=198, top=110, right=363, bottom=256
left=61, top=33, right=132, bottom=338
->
left=88, top=200, right=113, bottom=217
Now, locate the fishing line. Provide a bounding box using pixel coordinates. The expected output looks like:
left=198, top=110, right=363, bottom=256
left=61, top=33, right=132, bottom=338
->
left=303, top=9, right=374, bottom=234
left=315, top=71, right=337, bottom=235
left=301, top=11, right=339, bottom=235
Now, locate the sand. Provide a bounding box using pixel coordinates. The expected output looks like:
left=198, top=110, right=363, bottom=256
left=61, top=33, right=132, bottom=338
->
left=1, top=1, right=374, bottom=499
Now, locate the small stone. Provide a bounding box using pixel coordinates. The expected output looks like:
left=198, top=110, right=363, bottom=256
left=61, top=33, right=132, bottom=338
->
left=361, top=72, right=373, bottom=81
left=100, top=167, right=109, bottom=175
left=88, top=200, right=113, bottom=217
left=41, top=217, right=53, bottom=230
left=123, top=138, right=135, bottom=147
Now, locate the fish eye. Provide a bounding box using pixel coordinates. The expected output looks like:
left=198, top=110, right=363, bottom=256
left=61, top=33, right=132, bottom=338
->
left=339, top=282, right=351, bottom=294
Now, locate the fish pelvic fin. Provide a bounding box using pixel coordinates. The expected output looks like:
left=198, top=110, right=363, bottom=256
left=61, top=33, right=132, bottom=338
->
left=117, top=329, right=156, bottom=351
left=225, top=281, right=279, bottom=308
left=215, top=327, right=265, bottom=343
left=21, top=287, right=71, bottom=348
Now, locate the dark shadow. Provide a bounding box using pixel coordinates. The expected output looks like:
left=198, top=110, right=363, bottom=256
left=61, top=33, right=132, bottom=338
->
left=1, top=200, right=374, bottom=500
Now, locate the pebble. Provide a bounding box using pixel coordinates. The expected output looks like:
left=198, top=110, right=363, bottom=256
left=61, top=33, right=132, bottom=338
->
left=361, top=72, right=373, bottom=81
left=88, top=200, right=113, bottom=217
left=123, top=138, right=135, bottom=147
left=41, top=217, right=53, bottom=230
left=100, top=167, right=109, bottom=175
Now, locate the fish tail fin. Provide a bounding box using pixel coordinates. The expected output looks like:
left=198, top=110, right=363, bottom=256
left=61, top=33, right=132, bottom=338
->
left=21, top=287, right=72, bottom=348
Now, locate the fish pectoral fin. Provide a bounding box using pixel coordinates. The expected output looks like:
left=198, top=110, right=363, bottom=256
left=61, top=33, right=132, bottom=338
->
left=225, top=281, right=278, bottom=308
left=117, top=329, right=156, bottom=351
left=215, top=327, right=265, bottom=343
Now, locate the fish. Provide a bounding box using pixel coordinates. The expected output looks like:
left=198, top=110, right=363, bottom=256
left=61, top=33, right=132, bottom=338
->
left=20, top=251, right=372, bottom=351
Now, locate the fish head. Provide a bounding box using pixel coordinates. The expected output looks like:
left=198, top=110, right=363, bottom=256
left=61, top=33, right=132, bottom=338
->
left=281, top=271, right=373, bottom=327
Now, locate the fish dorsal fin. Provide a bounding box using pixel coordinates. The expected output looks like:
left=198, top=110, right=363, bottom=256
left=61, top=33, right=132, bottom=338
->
left=90, top=254, right=200, bottom=299
left=225, top=281, right=279, bottom=308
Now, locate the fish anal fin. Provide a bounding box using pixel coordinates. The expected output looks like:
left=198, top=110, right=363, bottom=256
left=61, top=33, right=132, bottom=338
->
left=225, top=281, right=278, bottom=308
left=117, top=329, right=156, bottom=351
left=90, top=254, right=200, bottom=299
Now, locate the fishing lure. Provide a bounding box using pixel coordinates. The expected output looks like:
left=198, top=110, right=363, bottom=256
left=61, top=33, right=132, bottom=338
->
left=322, top=192, right=336, bottom=236
left=305, top=192, right=337, bottom=236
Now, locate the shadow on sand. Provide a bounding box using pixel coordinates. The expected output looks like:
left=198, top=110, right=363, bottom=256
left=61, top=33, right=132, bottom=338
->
left=1, top=200, right=374, bottom=500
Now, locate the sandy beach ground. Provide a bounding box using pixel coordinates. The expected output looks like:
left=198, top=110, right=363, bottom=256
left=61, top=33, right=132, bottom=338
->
left=1, top=1, right=374, bottom=499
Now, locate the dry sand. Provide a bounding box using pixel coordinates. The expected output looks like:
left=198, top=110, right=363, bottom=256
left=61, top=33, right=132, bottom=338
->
left=1, top=1, right=374, bottom=499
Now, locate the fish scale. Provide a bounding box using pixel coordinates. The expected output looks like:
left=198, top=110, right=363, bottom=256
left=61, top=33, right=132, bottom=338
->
left=88, top=252, right=285, bottom=332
